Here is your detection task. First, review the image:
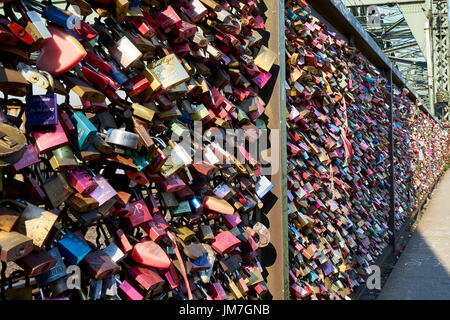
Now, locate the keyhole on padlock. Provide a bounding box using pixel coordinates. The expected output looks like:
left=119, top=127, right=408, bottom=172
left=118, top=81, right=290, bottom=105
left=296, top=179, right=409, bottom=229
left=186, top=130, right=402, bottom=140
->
left=30, top=75, right=39, bottom=83
left=16, top=246, right=24, bottom=257
left=41, top=264, right=49, bottom=272
left=18, top=30, right=25, bottom=37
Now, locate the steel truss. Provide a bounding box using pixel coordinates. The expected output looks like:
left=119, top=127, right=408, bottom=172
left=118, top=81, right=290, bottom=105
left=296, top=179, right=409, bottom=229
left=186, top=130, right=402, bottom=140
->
left=343, top=0, right=450, bottom=121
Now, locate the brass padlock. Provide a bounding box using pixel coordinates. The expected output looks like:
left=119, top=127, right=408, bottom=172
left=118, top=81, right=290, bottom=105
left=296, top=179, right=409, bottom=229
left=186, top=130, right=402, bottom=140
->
left=0, top=122, right=27, bottom=168
left=0, top=230, right=33, bottom=262
left=0, top=200, right=21, bottom=233
left=5, top=270, right=33, bottom=300
left=0, top=67, right=30, bottom=97
left=65, top=193, right=99, bottom=213
left=14, top=200, right=59, bottom=250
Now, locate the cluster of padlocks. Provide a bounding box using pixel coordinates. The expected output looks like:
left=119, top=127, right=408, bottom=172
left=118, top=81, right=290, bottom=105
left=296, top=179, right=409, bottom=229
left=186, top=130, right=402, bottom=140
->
left=0, top=0, right=448, bottom=301
left=0, top=0, right=276, bottom=300
left=409, top=110, right=448, bottom=210
left=285, top=0, right=448, bottom=300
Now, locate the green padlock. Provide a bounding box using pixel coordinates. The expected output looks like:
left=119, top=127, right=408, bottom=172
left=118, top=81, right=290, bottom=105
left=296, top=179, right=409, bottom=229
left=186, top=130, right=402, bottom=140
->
left=236, top=107, right=250, bottom=123
left=170, top=121, right=189, bottom=139
left=191, top=104, right=209, bottom=121
left=124, top=149, right=150, bottom=172
left=170, top=200, right=191, bottom=216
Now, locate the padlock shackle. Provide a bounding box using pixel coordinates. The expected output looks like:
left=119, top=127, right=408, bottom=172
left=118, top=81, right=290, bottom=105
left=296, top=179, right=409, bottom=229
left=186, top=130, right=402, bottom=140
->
left=22, top=0, right=44, bottom=13
left=6, top=270, right=30, bottom=288
left=2, top=2, right=19, bottom=23
left=129, top=187, right=141, bottom=200
left=149, top=136, right=167, bottom=149
left=80, top=164, right=96, bottom=178
left=4, top=97, right=25, bottom=109
left=13, top=1, right=32, bottom=18
left=0, top=199, right=27, bottom=211
left=39, top=70, right=54, bottom=91
left=33, top=163, right=45, bottom=185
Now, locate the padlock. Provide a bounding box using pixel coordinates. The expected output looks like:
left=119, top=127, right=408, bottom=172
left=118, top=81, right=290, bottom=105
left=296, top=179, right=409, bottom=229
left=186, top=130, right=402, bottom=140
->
left=88, top=173, right=118, bottom=206
left=203, top=196, right=235, bottom=215
left=0, top=23, right=18, bottom=46
left=129, top=265, right=165, bottom=294
left=83, top=249, right=120, bottom=279
left=5, top=270, right=33, bottom=300
left=62, top=75, right=106, bottom=103
left=69, top=168, right=98, bottom=195
left=12, top=144, right=40, bottom=172
left=66, top=192, right=99, bottom=213
left=0, top=122, right=27, bottom=167
left=14, top=200, right=58, bottom=250
left=48, top=145, right=79, bottom=171
left=88, top=279, right=103, bottom=300
left=57, top=231, right=92, bottom=265
left=150, top=54, right=190, bottom=90
left=35, top=25, right=86, bottom=76
left=131, top=103, right=155, bottom=122
left=96, top=18, right=143, bottom=70
left=36, top=246, right=68, bottom=287
left=102, top=242, right=125, bottom=264
left=80, top=65, right=121, bottom=93
left=35, top=163, right=73, bottom=208
left=211, top=231, right=241, bottom=255
left=14, top=249, right=57, bottom=276
left=105, top=128, right=139, bottom=149
left=0, top=11, right=34, bottom=46
left=116, top=277, right=143, bottom=300
left=25, top=94, right=58, bottom=126
left=70, top=112, right=98, bottom=151
left=14, top=1, right=51, bottom=49
left=131, top=238, right=171, bottom=269
left=31, top=122, right=69, bottom=153
left=126, top=190, right=152, bottom=228
left=0, top=230, right=33, bottom=262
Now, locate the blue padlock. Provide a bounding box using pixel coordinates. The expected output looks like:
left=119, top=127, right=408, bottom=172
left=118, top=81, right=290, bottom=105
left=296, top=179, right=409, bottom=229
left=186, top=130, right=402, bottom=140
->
left=303, top=151, right=309, bottom=160
left=70, top=112, right=98, bottom=151
left=25, top=3, right=76, bottom=30
left=285, top=9, right=298, bottom=21
left=108, top=61, right=129, bottom=85
left=25, top=94, right=58, bottom=127
left=189, top=252, right=211, bottom=271
left=57, top=232, right=92, bottom=265
left=189, top=197, right=202, bottom=212
left=179, top=109, right=193, bottom=124
left=130, top=0, right=141, bottom=7
left=36, top=247, right=68, bottom=287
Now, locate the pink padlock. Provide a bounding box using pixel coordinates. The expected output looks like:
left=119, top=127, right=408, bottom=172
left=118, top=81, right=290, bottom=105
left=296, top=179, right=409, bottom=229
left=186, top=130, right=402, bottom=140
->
left=131, top=238, right=171, bottom=269
left=68, top=169, right=98, bottom=195
left=210, top=282, right=227, bottom=300
left=31, top=122, right=69, bottom=153
left=211, top=231, right=242, bottom=255
left=118, top=279, right=143, bottom=300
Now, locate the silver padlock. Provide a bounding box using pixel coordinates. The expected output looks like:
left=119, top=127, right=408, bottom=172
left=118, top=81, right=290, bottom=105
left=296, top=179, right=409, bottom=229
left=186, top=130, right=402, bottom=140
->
left=104, top=128, right=139, bottom=149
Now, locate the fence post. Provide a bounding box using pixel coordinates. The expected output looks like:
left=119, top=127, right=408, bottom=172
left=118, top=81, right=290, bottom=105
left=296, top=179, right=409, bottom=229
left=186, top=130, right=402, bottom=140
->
left=386, top=67, right=396, bottom=248
left=259, top=0, right=289, bottom=300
